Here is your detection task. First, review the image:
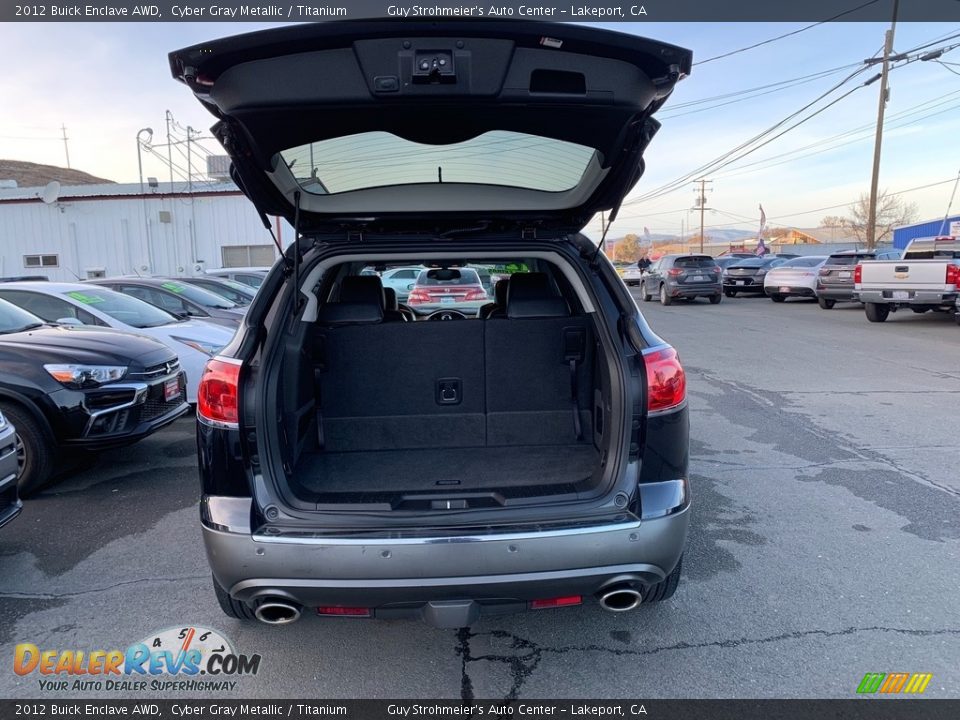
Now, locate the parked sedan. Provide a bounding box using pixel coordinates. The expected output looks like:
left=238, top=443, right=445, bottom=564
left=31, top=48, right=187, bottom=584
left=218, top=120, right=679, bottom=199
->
left=641, top=254, right=722, bottom=305
left=89, top=278, right=245, bottom=328
left=205, top=267, right=269, bottom=288
left=179, top=276, right=257, bottom=307
left=764, top=256, right=829, bottom=302
left=405, top=267, right=490, bottom=316
left=0, top=298, right=188, bottom=494
left=378, top=266, right=425, bottom=302
left=723, top=257, right=789, bottom=296
left=0, top=282, right=233, bottom=403
left=622, top=265, right=644, bottom=286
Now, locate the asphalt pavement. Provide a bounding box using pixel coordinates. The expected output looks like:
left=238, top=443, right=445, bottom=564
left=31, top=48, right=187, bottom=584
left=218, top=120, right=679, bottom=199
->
left=2, top=293, right=958, bottom=699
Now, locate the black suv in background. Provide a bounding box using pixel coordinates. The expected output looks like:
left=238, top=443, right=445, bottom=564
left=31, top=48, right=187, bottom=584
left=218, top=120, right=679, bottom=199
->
left=0, top=299, right=188, bottom=494
left=173, top=20, right=692, bottom=627
left=640, top=254, right=723, bottom=305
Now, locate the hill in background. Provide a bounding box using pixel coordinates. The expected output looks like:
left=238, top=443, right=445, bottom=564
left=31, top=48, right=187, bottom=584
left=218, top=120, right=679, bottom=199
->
left=0, top=160, right=115, bottom=188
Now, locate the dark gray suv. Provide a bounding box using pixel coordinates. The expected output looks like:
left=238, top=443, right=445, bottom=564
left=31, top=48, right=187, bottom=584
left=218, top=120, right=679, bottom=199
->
left=173, top=20, right=693, bottom=627
left=640, top=254, right=723, bottom=306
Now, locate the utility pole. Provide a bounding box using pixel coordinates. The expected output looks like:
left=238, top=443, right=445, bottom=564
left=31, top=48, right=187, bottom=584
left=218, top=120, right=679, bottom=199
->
left=165, top=110, right=175, bottom=187
left=60, top=124, right=71, bottom=168
left=692, top=179, right=712, bottom=253
left=865, top=0, right=900, bottom=250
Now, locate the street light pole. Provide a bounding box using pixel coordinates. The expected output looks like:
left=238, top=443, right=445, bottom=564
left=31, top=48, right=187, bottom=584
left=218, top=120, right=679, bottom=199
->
left=136, top=128, right=153, bottom=272
left=865, top=0, right=900, bottom=250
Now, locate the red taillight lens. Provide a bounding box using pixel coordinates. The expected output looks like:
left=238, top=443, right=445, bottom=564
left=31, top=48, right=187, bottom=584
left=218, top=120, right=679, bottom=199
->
left=530, top=595, right=582, bottom=610
left=316, top=606, right=371, bottom=617
left=406, top=288, right=429, bottom=304
left=464, top=288, right=489, bottom=301
left=946, top=264, right=959, bottom=286
left=197, top=358, right=241, bottom=426
left=644, top=347, right=686, bottom=413
left=854, top=264, right=863, bottom=284
left=667, top=268, right=683, bottom=277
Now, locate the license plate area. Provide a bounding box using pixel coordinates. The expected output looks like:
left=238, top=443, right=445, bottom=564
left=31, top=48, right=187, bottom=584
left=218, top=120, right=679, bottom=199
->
left=164, top=378, right=180, bottom=401
left=440, top=296, right=456, bottom=304
left=892, top=290, right=910, bottom=301
left=839, top=271, right=851, bottom=278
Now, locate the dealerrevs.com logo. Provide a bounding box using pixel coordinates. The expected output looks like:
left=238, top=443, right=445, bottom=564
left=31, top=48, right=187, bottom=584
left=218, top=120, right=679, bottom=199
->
left=14, top=626, right=261, bottom=693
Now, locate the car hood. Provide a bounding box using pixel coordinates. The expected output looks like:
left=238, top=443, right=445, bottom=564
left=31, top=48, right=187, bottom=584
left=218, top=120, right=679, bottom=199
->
left=0, top=325, right=174, bottom=369
left=169, top=20, right=691, bottom=237
left=145, top=318, right=235, bottom=342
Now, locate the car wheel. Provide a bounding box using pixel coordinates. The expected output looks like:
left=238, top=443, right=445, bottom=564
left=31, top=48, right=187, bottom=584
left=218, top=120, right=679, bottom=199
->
left=659, top=284, right=673, bottom=306
left=770, top=294, right=785, bottom=303
left=818, top=297, right=836, bottom=309
left=213, top=576, right=257, bottom=620
left=709, top=294, right=722, bottom=304
left=640, top=282, right=652, bottom=302
left=0, top=402, right=54, bottom=497
left=724, top=289, right=736, bottom=298
left=644, top=555, right=683, bottom=603
left=865, top=303, right=890, bottom=323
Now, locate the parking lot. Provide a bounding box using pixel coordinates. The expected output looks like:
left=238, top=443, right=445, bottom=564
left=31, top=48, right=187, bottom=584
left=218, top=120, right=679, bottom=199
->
left=1, top=292, right=958, bottom=699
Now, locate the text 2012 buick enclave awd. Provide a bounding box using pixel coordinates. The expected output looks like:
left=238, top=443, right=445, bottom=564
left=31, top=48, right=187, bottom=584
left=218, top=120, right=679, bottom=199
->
left=171, top=20, right=692, bottom=627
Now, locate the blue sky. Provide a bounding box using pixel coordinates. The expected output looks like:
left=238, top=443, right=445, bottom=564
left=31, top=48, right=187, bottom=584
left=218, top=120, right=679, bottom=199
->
left=1, top=20, right=958, bottom=238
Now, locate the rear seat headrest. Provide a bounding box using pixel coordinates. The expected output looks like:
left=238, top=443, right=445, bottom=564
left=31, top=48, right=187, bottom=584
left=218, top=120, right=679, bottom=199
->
left=506, top=272, right=570, bottom=319
left=339, top=275, right=385, bottom=308
left=493, top=278, right=509, bottom=306
left=383, top=286, right=399, bottom=311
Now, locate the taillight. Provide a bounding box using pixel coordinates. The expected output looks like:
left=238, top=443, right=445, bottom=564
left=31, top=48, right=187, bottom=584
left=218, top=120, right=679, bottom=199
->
left=946, top=264, right=959, bottom=286
left=667, top=268, right=683, bottom=277
left=316, top=606, right=371, bottom=617
left=644, top=347, right=686, bottom=413
left=197, top=358, right=241, bottom=427
left=463, top=288, right=489, bottom=301
left=819, top=268, right=830, bottom=276
left=406, top=288, right=430, bottom=304
left=854, top=264, right=863, bottom=284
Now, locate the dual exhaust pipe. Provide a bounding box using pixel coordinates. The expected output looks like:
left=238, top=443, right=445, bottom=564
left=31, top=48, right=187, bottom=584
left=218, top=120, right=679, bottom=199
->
left=252, top=587, right=643, bottom=622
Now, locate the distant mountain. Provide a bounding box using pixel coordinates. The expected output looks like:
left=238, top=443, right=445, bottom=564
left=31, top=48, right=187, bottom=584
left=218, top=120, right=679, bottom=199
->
left=0, top=160, right=115, bottom=188
left=701, top=229, right=757, bottom=242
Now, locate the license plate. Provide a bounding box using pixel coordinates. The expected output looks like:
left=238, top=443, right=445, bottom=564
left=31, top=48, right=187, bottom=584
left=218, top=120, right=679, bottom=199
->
left=779, top=286, right=790, bottom=293
left=440, top=296, right=456, bottom=304
left=691, top=275, right=705, bottom=282
left=892, top=290, right=909, bottom=301
left=839, top=271, right=851, bottom=278
left=736, top=280, right=746, bottom=286
left=164, top=378, right=180, bottom=402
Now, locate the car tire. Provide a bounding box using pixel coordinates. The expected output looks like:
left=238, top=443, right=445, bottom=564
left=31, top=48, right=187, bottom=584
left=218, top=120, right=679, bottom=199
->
left=709, top=294, right=722, bottom=304
left=724, top=289, right=736, bottom=298
left=213, top=576, right=258, bottom=620
left=865, top=303, right=890, bottom=323
left=659, top=284, right=673, bottom=306
left=644, top=555, right=683, bottom=603
left=0, top=402, right=55, bottom=497
left=640, top=282, right=652, bottom=302
left=770, top=294, right=785, bottom=303
left=818, top=297, right=836, bottom=309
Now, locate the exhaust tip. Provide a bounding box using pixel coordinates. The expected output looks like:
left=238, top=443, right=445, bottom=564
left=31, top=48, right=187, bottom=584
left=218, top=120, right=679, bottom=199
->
left=598, top=587, right=642, bottom=612
left=254, top=600, right=302, bottom=625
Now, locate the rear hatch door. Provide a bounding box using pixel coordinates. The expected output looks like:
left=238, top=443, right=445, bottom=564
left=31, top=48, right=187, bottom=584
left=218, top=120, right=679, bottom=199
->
left=672, top=256, right=719, bottom=285
left=168, top=20, right=691, bottom=237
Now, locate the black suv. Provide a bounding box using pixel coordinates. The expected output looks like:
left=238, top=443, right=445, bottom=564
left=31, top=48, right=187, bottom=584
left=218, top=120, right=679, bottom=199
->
left=0, top=299, right=189, bottom=494
left=173, top=20, right=692, bottom=627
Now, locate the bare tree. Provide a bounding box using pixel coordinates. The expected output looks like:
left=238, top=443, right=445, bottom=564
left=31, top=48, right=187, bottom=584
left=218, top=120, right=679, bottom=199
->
left=845, top=191, right=918, bottom=249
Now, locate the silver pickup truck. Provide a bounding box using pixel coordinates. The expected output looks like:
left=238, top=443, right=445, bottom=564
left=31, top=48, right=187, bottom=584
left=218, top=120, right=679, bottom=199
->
left=855, top=237, right=960, bottom=322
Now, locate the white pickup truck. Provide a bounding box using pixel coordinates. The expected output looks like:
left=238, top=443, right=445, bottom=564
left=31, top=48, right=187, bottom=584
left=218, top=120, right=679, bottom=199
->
left=855, top=237, right=960, bottom=322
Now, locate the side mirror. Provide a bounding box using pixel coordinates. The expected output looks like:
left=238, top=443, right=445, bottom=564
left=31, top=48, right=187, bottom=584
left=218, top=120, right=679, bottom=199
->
left=56, top=317, right=84, bottom=326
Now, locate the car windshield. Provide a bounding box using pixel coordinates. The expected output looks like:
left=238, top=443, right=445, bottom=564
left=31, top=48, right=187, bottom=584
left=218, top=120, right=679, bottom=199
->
left=156, top=281, right=238, bottom=309
left=0, top=298, right=45, bottom=334
left=416, top=268, right=482, bottom=286
left=61, top=289, right=179, bottom=329
left=780, top=257, right=827, bottom=268
left=281, top=131, right=596, bottom=195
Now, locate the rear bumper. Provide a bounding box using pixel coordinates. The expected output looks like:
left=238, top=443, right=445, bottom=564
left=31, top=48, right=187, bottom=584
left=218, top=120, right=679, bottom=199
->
left=0, top=423, right=22, bottom=530
left=764, top=285, right=816, bottom=297
left=201, top=489, right=690, bottom=625
left=669, top=284, right=721, bottom=297
left=816, top=286, right=856, bottom=301
left=857, top=289, right=958, bottom=306
left=723, top=280, right=763, bottom=292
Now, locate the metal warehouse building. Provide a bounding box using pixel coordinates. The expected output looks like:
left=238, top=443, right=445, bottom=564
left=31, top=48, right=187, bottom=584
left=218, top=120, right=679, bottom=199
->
left=0, top=181, right=285, bottom=282
left=892, top=215, right=960, bottom=250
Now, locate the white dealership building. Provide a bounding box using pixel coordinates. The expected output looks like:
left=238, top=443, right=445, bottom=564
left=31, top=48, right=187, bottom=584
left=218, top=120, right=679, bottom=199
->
left=0, top=180, right=286, bottom=282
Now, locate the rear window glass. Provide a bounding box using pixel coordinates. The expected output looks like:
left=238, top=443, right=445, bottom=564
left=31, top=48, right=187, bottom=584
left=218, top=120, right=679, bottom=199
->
left=280, top=131, right=596, bottom=195
left=827, top=254, right=872, bottom=266
left=730, top=258, right=765, bottom=267
left=782, top=257, right=827, bottom=267
left=674, top=256, right=715, bottom=269
left=416, top=269, right=481, bottom=286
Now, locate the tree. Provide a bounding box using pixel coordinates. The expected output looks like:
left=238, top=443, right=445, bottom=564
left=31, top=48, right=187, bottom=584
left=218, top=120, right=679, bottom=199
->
left=613, top=233, right=641, bottom=263
left=825, top=191, right=918, bottom=249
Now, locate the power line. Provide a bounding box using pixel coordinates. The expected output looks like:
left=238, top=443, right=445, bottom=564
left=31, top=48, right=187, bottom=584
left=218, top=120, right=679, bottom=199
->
left=694, top=0, right=882, bottom=66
